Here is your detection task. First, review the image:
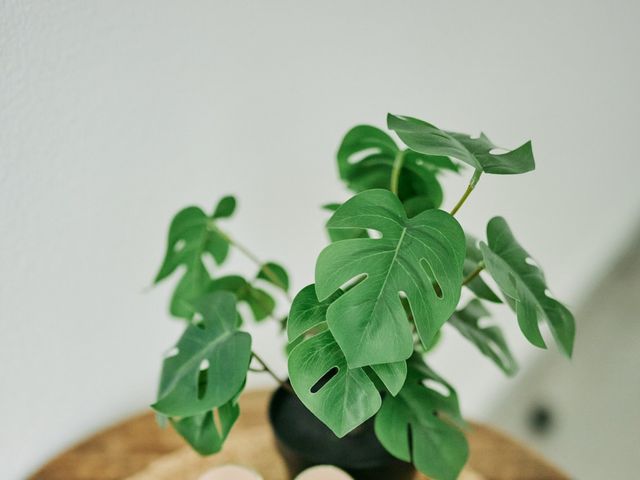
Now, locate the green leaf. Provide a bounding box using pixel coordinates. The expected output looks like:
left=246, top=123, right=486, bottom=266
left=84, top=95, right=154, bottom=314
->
left=336, top=125, right=454, bottom=212
left=316, top=189, right=465, bottom=367
left=257, top=262, right=290, bottom=292
left=152, top=292, right=252, bottom=416
left=288, top=329, right=383, bottom=438
left=169, top=262, right=211, bottom=319
left=449, top=299, right=517, bottom=376
left=288, top=284, right=405, bottom=396
left=212, top=195, right=237, bottom=219
left=387, top=114, right=535, bottom=175
left=375, top=359, right=468, bottom=480
left=154, top=199, right=235, bottom=320
left=288, top=284, right=340, bottom=343
left=170, top=398, right=239, bottom=455
left=480, top=217, right=575, bottom=356
left=323, top=203, right=369, bottom=242
left=208, top=275, right=275, bottom=322
left=464, top=233, right=501, bottom=303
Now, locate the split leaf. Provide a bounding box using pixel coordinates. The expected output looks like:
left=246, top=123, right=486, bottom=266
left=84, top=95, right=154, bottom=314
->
left=375, top=358, right=468, bottom=480
left=387, top=114, right=535, bottom=175
left=153, top=292, right=252, bottom=417
left=288, top=285, right=406, bottom=435
left=170, top=398, right=239, bottom=455
left=208, top=275, right=275, bottom=322
left=316, top=189, right=465, bottom=367
left=480, top=217, right=575, bottom=356
left=449, top=299, right=517, bottom=375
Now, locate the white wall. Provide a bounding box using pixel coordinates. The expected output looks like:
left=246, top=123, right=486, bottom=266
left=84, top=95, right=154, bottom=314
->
left=1, top=1, right=639, bottom=478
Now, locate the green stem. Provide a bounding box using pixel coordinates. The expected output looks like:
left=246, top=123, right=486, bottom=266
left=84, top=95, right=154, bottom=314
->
left=390, top=150, right=406, bottom=195
left=462, top=261, right=485, bottom=286
left=215, top=226, right=291, bottom=300
left=450, top=169, right=482, bottom=216
left=252, top=351, right=293, bottom=394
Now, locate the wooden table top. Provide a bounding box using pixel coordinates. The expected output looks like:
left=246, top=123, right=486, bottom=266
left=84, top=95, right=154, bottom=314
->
left=29, top=389, right=569, bottom=480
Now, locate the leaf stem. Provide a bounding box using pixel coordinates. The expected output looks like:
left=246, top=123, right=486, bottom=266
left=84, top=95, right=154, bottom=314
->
left=215, top=226, right=291, bottom=300
left=390, top=150, right=406, bottom=195
left=462, top=261, right=485, bottom=286
left=251, top=351, right=294, bottom=394
left=450, top=169, right=482, bottom=216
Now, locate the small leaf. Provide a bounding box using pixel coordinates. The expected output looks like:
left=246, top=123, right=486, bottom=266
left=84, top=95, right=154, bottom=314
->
left=374, top=358, right=468, bottom=480
left=171, top=399, right=239, bottom=455
left=316, top=189, right=465, bottom=367
left=257, top=262, right=290, bottom=292
left=153, top=292, right=252, bottom=417
left=212, top=195, right=237, bottom=219
left=480, top=217, right=575, bottom=356
left=387, top=114, right=535, bottom=175
left=464, top=233, right=501, bottom=303
left=208, top=275, right=275, bottom=322
left=449, top=299, right=517, bottom=375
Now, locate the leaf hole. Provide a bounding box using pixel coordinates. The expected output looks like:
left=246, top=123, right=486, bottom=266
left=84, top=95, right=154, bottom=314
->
left=164, top=347, right=179, bottom=359
left=544, top=288, right=556, bottom=300
left=422, top=379, right=450, bottom=397
left=366, top=228, right=383, bottom=239
left=193, top=313, right=205, bottom=329
left=213, top=407, right=223, bottom=436
left=199, top=359, right=210, bottom=371
left=433, top=281, right=443, bottom=299
left=525, top=257, right=539, bottom=268
left=174, top=239, right=186, bottom=252
left=310, top=367, right=339, bottom=394
left=197, top=366, right=208, bottom=399
left=489, top=147, right=509, bottom=155
left=338, top=273, right=367, bottom=293
left=347, top=148, right=380, bottom=164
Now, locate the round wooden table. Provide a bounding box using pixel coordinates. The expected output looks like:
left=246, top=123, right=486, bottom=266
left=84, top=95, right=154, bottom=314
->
left=30, top=390, right=568, bottom=480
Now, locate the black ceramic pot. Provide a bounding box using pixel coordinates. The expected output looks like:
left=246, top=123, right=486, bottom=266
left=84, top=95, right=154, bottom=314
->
left=268, top=386, right=416, bottom=480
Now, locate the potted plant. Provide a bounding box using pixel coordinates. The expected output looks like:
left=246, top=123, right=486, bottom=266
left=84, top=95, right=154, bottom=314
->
left=151, top=113, right=575, bottom=480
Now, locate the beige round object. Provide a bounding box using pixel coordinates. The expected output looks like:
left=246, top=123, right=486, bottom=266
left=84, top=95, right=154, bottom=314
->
left=295, top=465, right=353, bottom=480
left=198, top=465, right=262, bottom=480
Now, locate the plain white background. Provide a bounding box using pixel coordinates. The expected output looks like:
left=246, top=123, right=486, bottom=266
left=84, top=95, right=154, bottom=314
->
left=2, top=1, right=639, bottom=478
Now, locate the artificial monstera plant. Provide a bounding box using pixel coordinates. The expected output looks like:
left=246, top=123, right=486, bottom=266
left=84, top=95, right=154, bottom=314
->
left=151, top=113, right=575, bottom=480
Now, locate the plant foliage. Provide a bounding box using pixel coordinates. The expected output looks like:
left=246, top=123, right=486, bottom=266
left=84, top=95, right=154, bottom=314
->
left=152, top=112, right=575, bottom=480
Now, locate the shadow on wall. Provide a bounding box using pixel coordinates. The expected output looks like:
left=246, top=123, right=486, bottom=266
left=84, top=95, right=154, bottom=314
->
left=488, top=219, right=640, bottom=480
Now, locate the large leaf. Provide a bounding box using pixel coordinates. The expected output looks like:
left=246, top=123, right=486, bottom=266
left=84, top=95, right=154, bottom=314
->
left=170, top=398, right=239, bottom=455
left=152, top=292, right=252, bottom=416
left=464, top=233, right=501, bottom=303
left=287, top=285, right=406, bottom=436
left=387, top=114, right=535, bottom=175
left=449, top=299, right=517, bottom=375
left=337, top=125, right=458, bottom=214
left=154, top=198, right=235, bottom=320
left=480, top=217, right=575, bottom=356
left=375, top=358, right=468, bottom=480
left=315, top=189, right=465, bottom=367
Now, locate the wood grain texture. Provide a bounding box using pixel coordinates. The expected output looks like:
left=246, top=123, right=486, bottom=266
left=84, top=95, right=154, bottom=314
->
left=29, top=390, right=569, bottom=480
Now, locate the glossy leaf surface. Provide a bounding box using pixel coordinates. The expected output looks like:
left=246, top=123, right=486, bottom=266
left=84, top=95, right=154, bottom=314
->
left=316, top=189, right=465, bottom=367
left=153, top=292, right=252, bottom=416
left=480, top=217, right=575, bottom=356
